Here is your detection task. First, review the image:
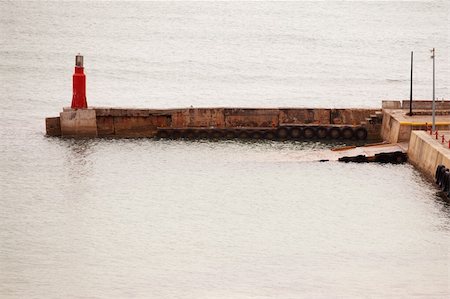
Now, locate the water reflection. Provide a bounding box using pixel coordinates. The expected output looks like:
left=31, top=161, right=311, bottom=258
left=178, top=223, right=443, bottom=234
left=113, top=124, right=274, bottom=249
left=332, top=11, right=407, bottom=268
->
left=60, top=139, right=98, bottom=191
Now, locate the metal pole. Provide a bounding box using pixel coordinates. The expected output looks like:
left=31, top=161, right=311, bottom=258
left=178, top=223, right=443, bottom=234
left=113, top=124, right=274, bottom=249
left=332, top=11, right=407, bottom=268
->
left=431, top=48, right=436, bottom=131
left=409, top=51, right=413, bottom=116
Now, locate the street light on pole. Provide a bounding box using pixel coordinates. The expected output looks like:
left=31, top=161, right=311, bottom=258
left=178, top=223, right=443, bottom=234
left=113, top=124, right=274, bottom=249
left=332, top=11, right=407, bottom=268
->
left=408, top=51, right=413, bottom=116
left=431, top=48, right=436, bottom=131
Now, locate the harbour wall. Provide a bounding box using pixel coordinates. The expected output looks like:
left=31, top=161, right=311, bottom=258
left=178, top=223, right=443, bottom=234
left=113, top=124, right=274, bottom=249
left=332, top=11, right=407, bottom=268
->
left=407, top=131, right=450, bottom=179
left=380, top=100, right=450, bottom=144
left=381, top=110, right=450, bottom=144
left=46, top=107, right=382, bottom=140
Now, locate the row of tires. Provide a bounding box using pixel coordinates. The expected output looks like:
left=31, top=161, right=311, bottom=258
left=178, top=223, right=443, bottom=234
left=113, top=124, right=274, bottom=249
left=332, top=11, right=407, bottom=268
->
left=156, top=126, right=368, bottom=141
left=435, top=165, right=450, bottom=200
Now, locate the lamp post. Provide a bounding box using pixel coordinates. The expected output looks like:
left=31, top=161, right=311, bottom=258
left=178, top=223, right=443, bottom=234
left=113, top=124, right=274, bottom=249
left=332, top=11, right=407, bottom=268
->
left=431, top=48, right=435, bottom=131
left=409, top=51, right=413, bottom=116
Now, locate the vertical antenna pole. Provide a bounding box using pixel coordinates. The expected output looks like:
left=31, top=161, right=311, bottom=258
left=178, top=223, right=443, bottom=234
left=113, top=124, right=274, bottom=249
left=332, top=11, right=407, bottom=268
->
left=409, top=51, right=413, bottom=116
left=431, top=48, right=436, bottom=131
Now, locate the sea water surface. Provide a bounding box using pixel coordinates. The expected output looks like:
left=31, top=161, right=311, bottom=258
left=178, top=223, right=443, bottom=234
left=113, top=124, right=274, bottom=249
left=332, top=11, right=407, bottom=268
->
left=0, top=1, right=449, bottom=298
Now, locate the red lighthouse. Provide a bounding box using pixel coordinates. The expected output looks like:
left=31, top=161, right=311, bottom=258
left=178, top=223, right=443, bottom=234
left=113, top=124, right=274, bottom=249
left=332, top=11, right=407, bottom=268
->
left=71, top=54, right=88, bottom=109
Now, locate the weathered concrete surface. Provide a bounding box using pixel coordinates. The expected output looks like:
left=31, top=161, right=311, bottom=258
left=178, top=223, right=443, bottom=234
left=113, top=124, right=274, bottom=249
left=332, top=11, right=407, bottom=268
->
left=96, top=116, right=115, bottom=136
left=382, top=100, right=402, bottom=109
left=408, top=131, right=450, bottom=179
left=93, top=107, right=174, bottom=117
left=47, top=106, right=382, bottom=138
left=94, top=115, right=171, bottom=137
left=381, top=109, right=450, bottom=143
left=60, top=109, right=98, bottom=137
left=331, top=108, right=379, bottom=125
left=172, top=108, right=225, bottom=128
left=402, top=100, right=450, bottom=110
left=381, top=100, right=450, bottom=110
left=279, top=108, right=329, bottom=124
left=113, top=116, right=156, bottom=137
left=45, top=117, right=61, bottom=136
left=224, top=108, right=279, bottom=127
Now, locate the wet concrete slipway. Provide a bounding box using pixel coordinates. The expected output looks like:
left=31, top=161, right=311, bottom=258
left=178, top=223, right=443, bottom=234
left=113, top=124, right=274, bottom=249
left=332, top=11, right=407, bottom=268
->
left=1, top=1, right=449, bottom=298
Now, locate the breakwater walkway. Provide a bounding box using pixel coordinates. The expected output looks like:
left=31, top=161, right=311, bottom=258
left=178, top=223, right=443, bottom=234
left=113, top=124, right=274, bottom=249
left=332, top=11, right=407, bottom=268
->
left=44, top=102, right=450, bottom=198
left=46, top=107, right=382, bottom=141
left=45, top=56, right=449, bottom=195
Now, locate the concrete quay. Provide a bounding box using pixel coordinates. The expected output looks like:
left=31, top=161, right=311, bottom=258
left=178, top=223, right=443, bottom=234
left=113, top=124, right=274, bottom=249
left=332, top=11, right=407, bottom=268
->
left=45, top=55, right=449, bottom=195
left=381, top=108, right=450, bottom=144
left=45, top=101, right=450, bottom=179
left=46, top=107, right=382, bottom=141
left=408, top=131, right=450, bottom=179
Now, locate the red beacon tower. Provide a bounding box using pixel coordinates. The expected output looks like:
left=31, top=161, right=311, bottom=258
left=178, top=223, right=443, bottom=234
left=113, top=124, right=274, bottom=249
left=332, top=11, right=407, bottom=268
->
left=71, top=54, right=88, bottom=109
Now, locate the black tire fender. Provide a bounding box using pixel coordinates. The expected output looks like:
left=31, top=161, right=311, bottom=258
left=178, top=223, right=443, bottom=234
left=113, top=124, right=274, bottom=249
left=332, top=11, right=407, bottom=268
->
left=290, top=127, right=302, bottom=139
left=303, top=127, right=316, bottom=139
left=355, top=127, right=368, bottom=140
left=329, top=127, right=341, bottom=139
left=342, top=127, right=354, bottom=139
left=276, top=127, right=289, bottom=139
left=317, top=127, right=327, bottom=139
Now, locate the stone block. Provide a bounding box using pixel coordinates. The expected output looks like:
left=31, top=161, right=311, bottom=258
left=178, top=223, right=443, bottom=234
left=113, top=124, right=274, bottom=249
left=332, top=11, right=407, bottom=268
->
left=402, top=100, right=450, bottom=110
left=96, top=116, right=115, bottom=136
left=93, top=107, right=111, bottom=117
left=382, top=101, right=402, bottom=109
left=172, top=108, right=225, bottom=128
left=331, top=109, right=379, bottom=125
left=113, top=116, right=157, bottom=137
left=125, top=109, right=150, bottom=117
left=154, top=115, right=171, bottom=127
left=45, top=117, right=61, bottom=136
left=110, top=108, right=128, bottom=117
left=280, top=109, right=330, bottom=125
left=366, top=124, right=382, bottom=141
left=60, top=109, right=98, bottom=137
left=224, top=108, right=279, bottom=127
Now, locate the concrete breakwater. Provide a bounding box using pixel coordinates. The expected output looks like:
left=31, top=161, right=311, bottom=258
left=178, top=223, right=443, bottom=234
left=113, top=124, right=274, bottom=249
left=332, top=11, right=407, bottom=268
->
left=46, top=107, right=382, bottom=141
left=408, top=131, right=450, bottom=178
left=45, top=100, right=450, bottom=193
left=408, top=130, right=450, bottom=200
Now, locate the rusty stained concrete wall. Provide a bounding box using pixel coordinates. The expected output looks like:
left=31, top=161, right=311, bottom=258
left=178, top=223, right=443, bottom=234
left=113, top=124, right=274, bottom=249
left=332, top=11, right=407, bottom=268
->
left=96, top=115, right=171, bottom=137
left=94, top=108, right=172, bottom=137
left=45, top=117, right=61, bottom=136
left=171, top=108, right=225, bottom=128
left=169, top=108, right=379, bottom=128
left=224, top=108, right=279, bottom=127
left=279, top=109, right=329, bottom=125
left=331, top=109, right=379, bottom=125
left=46, top=107, right=381, bottom=137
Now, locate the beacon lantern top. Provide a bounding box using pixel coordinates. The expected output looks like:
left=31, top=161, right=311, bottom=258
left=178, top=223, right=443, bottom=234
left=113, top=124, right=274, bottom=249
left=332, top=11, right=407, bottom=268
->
left=75, top=54, right=83, bottom=67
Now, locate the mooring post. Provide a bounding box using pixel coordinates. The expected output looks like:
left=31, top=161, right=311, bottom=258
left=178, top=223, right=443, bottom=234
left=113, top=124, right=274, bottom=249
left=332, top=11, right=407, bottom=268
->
left=71, top=54, right=88, bottom=109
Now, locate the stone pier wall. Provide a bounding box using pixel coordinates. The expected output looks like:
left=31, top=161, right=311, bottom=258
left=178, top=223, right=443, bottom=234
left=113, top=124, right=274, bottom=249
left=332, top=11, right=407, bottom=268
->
left=407, top=131, right=450, bottom=179
left=46, top=107, right=381, bottom=139
left=381, top=110, right=450, bottom=144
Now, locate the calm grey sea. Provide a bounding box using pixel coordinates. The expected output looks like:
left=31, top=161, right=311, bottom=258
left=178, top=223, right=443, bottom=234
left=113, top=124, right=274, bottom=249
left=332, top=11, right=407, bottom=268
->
left=0, top=1, right=449, bottom=298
